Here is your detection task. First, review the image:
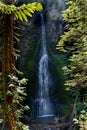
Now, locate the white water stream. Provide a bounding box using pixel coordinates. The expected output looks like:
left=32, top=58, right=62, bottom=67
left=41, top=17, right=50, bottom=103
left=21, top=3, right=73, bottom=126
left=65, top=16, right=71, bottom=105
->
left=37, top=13, right=54, bottom=117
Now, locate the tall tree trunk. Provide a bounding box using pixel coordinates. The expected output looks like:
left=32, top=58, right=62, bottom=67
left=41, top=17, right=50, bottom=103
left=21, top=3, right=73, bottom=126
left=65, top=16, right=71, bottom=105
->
left=2, top=13, right=20, bottom=130
left=2, top=13, right=14, bottom=130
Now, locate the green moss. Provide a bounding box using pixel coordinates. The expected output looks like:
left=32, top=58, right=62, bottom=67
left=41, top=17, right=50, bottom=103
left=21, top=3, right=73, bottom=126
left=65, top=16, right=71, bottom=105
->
left=47, top=46, right=71, bottom=103
left=60, top=105, right=72, bottom=116
left=18, top=20, right=41, bottom=77
left=26, top=39, right=41, bottom=77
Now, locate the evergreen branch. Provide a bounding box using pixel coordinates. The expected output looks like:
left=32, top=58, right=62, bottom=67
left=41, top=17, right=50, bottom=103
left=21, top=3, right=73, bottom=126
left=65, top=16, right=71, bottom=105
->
left=0, top=1, right=43, bottom=22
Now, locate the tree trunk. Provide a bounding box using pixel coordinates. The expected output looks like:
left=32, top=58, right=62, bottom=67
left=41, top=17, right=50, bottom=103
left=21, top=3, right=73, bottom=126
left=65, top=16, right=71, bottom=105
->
left=2, top=13, right=20, bottom=130
left=2, top=14, right=14, bottom=95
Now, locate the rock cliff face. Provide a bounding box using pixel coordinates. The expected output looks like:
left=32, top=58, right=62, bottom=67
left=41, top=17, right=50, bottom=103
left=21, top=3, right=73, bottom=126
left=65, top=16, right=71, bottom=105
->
left=45, top=0, right=65, bottom=52
left=17, top=15, right=41, bottom=75
left=47, top=0, right=65, bottom=21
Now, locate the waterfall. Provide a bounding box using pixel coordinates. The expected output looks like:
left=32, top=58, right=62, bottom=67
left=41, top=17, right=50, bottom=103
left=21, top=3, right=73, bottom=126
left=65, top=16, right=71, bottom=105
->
left=37, top=13, right=54, bottom=117
left=30, top=0, right=66, bottom=119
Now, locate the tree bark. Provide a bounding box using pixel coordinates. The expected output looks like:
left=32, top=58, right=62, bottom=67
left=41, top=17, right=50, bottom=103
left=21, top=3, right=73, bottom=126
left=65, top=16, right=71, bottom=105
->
left=2, top=13, right=20, bottom=130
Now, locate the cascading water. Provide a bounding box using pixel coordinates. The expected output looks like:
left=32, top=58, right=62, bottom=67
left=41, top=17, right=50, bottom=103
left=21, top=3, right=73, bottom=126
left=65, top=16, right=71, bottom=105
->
left=37, top=13, right=54, bottom=117
left=31, top=0, right=66, bottom=119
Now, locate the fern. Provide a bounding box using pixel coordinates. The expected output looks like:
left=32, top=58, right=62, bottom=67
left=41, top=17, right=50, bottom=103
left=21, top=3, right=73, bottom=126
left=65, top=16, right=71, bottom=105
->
left=26, top=7, right=34, bottom=14
left=23, top=9, right=32, bottom=17
left=16, top=10, right=23, bottom=21
left=15, top=2, right=43, bottom=21
left=0, top=2, right=43, bottom=22
left=19, top=10, right=28, bottom=22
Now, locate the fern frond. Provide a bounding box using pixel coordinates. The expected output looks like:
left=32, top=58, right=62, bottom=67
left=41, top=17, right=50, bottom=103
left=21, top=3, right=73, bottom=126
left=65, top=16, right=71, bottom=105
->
left=15, top=11, right=23, bottom=21
left=23, top=9, right=32, bottom=17
left=19, top=10, right=28, bottom=22
left=14, top=2, right=43, bottom=21
left=26, top=7, right=34, bottom=14
left=0, top=1, right=43, bottom=22
left=14, top=11, right=18, bottom=19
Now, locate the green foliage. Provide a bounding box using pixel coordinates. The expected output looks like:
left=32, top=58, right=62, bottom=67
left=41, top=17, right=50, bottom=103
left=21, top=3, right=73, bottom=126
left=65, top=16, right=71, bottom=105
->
left=57, top=0, right=87, bottom=129
left=18, top=22, right=41, bottom=77
left=27, top=39, right=41, bottom=74
left=0, top=1, right=43, bottom=22
left=73, top=110, right=87, bottom=130
left=0, top=0, right=43, bottom=129
left=0, top=74, right=29, bottom=130
left=48, top=46, right=71, bottom=101
left=17, top=2, right=42, bottom=21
